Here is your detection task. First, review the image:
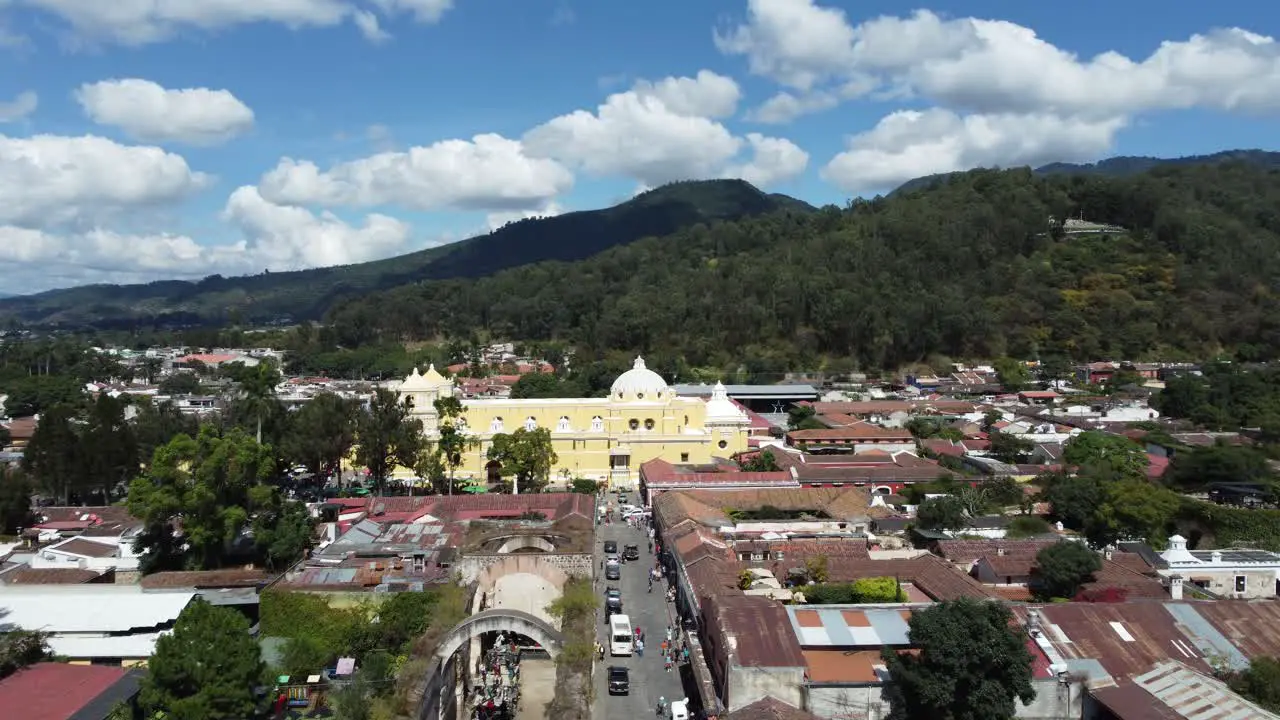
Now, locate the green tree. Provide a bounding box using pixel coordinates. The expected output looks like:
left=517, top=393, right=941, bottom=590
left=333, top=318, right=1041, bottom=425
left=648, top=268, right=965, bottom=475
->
left=1087, top=479, right=1180, bottom=548
left=234, top=361, right=282, bottom=445
left=434, top=395, right=477, bottom=495
left=2, top=374, right=84, bottom=417
left=132, top=399, right=199, bottom=466
left=787, top=404, right=818, bottom=430
left=993, top=357, right=1030, bottom=392
left=158, top=372, right=202, bottom=396
left=141, top=600, right=265, bottom=720
left=1063, top=430, right=1147, bottom=480
left=989, top=432, right=1033, bottom=464
left=0, top=467, right=34, bottom=535
left=1039, top=472, right=1106, bottom=530
left=570, top=478, right=600, bottom=494
left=978, top=475, right=1025, bottom=509
left=915, top=496, right=967, bottom=531
left=804, top=554, right=830, bottom=584
left=1033, top=542, right=1101, bottom=599
left=21, top=403, right=84, bottom=504
left=1223, top=657, right=1280, bottom=713
left=981, top=409, right=1004, bottom=433
left=487, top=427, right=558, bottom=493
left=0, top=620, right=50, bottom=680
left=281, top=392, right=359, bottom=477
left=510, top=372, right=577, bottom=399
left=1165, top=444, right=1274, bottom=491
left=127, top=427, right=276, bottom=571
left=81, top=394, right=139, bottom=501
left=882, top=598, right=1035, bottom=720
left=740, top=450, right=781, bottom=472
left=354, top=388, right=424, bottom=493
left=253, top=498, right=315, bottom=570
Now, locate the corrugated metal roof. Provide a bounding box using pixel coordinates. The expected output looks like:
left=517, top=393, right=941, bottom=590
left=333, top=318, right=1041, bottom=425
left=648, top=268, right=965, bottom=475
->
left=1131, top=661, right=1280, bottom=719
left=785, top=606, right=912, bottom=648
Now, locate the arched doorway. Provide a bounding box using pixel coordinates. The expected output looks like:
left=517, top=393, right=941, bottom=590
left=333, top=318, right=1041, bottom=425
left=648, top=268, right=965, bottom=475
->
left=486, top=460, right=503, bottom=485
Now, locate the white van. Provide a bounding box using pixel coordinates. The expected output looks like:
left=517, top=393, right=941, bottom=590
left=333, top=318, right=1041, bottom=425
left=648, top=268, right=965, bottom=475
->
left=609, top=614, right=633, bottom=656
left=669, top=698, right=690, bottom=720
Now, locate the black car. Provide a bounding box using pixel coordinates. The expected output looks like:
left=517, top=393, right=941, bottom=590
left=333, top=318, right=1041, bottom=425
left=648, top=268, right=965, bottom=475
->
left=622, top=544, right=640, bottom=561
left=605, top=561, right=621, bottom=580
left=608, top=666, right=630, bottom=695
left=604, top=540, right=618, bottom=554
left=605, top=587, right=622, bottom=617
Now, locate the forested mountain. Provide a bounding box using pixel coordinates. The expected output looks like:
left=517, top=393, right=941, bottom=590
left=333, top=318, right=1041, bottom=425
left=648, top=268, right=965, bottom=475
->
left=0, top=179, right=811, bottom=328
left=893, top=149, right=1280, bottom=196
left=323, top=162, right=1280, bottom=371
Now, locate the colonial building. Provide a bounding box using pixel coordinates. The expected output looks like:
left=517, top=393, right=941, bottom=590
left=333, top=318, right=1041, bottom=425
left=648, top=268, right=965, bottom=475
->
left=398, top=357, right=750, bottom=488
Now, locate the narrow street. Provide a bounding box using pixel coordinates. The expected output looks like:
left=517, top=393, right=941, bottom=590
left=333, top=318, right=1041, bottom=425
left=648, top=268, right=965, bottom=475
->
left=592, top=515, right=687, bottom=720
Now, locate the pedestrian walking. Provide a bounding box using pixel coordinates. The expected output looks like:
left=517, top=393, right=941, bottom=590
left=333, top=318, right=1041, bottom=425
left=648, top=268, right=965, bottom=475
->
left=666, top=625, right=673, bottom=642
left=636, top=639, right=645, bottom=657
left=664, top=655, right=672, bottom=672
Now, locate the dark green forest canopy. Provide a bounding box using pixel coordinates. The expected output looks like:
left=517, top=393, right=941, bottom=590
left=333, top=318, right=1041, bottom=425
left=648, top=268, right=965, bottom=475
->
left=0, top=179, right=807, bottom=329
left=325, top=162, right=1280, bottom=370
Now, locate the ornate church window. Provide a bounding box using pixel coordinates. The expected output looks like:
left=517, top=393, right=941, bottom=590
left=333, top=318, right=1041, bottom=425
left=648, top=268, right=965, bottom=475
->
left=644, top=418, right=655, bottom=431
left=524, top=416, right=538, bottom=431
left=557, top=416, right=572, bottom=432
left=590, top=416, right=604, bottom=432
left=490, top=416, right=504, bottom=433
left=629, top=418, right=640, bottom=431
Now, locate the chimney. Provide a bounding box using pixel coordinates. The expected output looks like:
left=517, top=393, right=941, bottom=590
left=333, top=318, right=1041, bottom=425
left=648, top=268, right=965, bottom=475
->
left=1210, top=550, right=1223, bottom=564
left=1104, top=549, right=1113, bottom=561
left=1169, top=574, right=1184, bottom=601
left=997, top=547, right=1006, bottom=556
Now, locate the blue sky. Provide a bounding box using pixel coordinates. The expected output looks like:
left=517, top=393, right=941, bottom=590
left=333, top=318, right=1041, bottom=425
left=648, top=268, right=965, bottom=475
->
left=1, top=0, right=1278, bottom=293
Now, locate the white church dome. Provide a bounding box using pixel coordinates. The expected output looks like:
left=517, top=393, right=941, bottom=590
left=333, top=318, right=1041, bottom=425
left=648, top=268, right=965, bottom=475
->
left=611, top=357, right=669, bottom=401
left=705, top=381, right=748, bottom=424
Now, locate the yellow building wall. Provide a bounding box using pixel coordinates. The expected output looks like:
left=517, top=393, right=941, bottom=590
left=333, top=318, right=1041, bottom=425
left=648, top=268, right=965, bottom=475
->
left=391, top=392, right=747, bottom=486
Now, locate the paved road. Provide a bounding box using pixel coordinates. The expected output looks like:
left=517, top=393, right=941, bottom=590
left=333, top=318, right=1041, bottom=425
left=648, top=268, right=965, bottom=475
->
left=592, top=518, right=685, bottom=720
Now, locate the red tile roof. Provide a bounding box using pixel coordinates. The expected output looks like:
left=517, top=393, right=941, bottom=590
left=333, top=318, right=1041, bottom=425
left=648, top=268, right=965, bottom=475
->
left=52, top=538, right=117, bottom=558
left=788, top=422, right=913, bottom=442
left=921, top=438, right=966, bottom=457
left=0, top=663, right=131, bottom=720
left=640, top=458, right=796, bottom=489
left=4, top=568, right=105, bottom=584
left=1145, top=454, right=1170, bottom=479
left=724, top=697, right=821, bottom=720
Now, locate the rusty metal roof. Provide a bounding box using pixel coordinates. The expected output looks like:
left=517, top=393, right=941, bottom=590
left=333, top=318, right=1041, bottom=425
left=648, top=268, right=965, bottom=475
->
left=1128, top=661, right=1280, bottom=719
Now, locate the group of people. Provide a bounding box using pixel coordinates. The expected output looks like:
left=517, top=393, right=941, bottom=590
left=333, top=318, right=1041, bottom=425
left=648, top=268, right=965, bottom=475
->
left=469, top=635, right=522, bottom=720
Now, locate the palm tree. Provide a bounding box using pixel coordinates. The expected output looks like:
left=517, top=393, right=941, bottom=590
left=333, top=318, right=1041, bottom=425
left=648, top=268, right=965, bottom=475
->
left=238, top=362, right=281, bottom=445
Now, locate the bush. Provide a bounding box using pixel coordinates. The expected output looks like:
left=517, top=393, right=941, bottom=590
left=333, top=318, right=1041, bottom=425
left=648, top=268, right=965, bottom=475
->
left=1006, top=516, right=1052, bottom=539
left=799, top=577, right=906, bottom=604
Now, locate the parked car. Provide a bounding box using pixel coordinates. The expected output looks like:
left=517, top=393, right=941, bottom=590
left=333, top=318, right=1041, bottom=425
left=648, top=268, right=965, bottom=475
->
left=604, top=540, right=618, bottom=554
left=608, top=666, right=630, bottom=695
left=605, top=587, right=622, bottom=618
left=623, top=544, right=640, bottom=561
left=605, top=560, right=621, bottom=581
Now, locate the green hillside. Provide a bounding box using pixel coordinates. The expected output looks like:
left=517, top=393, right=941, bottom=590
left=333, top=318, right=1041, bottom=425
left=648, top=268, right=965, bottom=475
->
left=322, top=161, right=1280, bottom=370
left=0, top=179, right=813, bottom=329
left=892, top=149, right=1280, bottom=196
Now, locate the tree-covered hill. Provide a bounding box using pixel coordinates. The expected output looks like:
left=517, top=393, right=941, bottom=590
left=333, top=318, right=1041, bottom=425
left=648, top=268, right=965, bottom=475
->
left=0, top=179, right=812, bottom=329
left=324, top=162, right=1280, bottom=371
left=892, top=149, right=1280, bottom=196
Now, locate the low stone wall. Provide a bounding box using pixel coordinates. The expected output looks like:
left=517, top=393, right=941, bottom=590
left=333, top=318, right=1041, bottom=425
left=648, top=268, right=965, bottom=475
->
left=455, top=552, right=593, bottom=587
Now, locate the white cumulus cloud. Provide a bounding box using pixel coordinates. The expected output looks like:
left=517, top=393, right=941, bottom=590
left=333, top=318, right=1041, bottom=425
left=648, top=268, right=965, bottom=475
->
left=14, top=0, right=455, bottom=46
left=223, top=185, right=414, bottom=270
left=523, top=69, right=806, bottom=189
left=0, top=91, right=38, bottom=122
left=821, top=109, right=1126, bottom=194
left=726, top=133, right=809, bottom=187
left=0, top=134, right=210, bottom=228
left=75, top=78, right=255, bottom=145
left=722, top=2, right=1280, bottom=120
left=259, top=134, right=574, bottom=212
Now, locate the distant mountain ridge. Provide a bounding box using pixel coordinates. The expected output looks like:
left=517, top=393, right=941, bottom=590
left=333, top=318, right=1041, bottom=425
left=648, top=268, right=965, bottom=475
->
left=0, top=179, right=814, bottom=329
left=892, top=148, right=1280, bottom=196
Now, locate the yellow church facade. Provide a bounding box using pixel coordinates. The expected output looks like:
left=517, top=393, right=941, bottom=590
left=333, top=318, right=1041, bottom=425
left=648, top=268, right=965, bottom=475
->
left=396, top=357, right=751, bottom=488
